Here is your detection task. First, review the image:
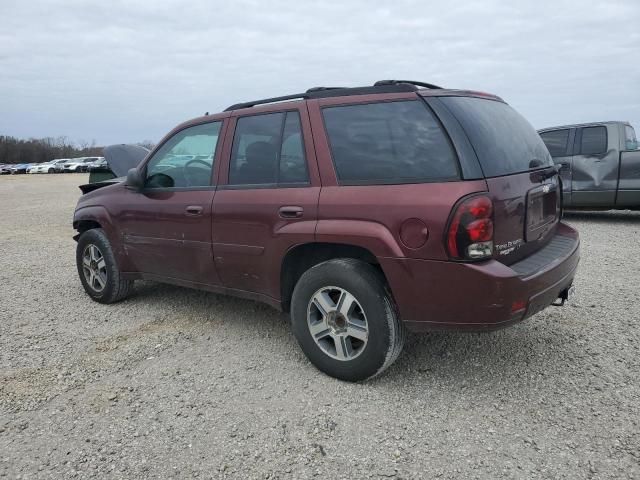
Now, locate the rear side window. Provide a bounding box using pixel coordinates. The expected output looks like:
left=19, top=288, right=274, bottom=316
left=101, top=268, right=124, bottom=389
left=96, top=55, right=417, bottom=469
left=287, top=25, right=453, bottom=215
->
left=540, top=129, right=570, bottom=157
left=229, top=111, right=309, bottom=185
left=440, top=96, right=553, bottom=177
left=322, top=100, right=458, bottom=184
left=580, top=126, right=607, bottom=155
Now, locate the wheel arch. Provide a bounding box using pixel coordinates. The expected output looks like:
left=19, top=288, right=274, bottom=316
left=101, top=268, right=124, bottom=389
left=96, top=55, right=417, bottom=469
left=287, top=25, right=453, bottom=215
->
left=73, top=219, right=102, bottom=236
left=72, top=205, right=133, bottom=271
left=279, top=242, right=391, bottom=313
left=73, top=205, right=113, bottom=239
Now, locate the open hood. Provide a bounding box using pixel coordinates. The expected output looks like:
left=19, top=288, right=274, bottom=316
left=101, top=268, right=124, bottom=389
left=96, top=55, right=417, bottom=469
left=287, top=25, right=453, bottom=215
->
left=104, top=144, right=149, bottom=177
left=79, top=144, right=150, bottom=194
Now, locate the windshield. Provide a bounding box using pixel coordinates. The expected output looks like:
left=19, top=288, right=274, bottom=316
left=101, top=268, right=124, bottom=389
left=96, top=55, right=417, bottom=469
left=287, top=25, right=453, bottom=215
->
left=440, top=96, right=554, bottom=177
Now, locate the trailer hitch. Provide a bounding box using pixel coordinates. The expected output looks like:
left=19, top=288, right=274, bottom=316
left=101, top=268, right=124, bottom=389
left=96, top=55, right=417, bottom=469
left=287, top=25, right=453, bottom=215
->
left=552, top=285, right=575, bottom=307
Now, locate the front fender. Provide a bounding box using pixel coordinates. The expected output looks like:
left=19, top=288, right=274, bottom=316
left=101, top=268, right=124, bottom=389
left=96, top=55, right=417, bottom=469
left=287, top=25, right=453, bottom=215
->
left=73, top=205, right=132, bottom=271
left=73, top=205, right=116, bottom=239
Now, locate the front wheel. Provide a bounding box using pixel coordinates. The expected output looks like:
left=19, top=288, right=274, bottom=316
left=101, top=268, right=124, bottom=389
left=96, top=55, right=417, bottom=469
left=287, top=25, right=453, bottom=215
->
left=290, top=259, right=405, bottom=382
left=76, top=228, right=133, bottom=303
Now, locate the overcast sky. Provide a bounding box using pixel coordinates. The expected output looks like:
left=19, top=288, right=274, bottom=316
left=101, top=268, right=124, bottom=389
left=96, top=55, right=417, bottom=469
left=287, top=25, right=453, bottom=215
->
left=1, top=0, right=638, bottom=145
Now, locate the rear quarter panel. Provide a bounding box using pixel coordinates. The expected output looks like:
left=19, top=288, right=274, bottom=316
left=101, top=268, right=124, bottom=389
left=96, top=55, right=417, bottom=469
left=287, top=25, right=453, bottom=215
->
left=316, top=182, right=488, bottom=260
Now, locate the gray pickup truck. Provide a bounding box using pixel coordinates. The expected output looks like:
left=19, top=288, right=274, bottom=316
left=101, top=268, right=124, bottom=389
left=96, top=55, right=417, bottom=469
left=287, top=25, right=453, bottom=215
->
left=539, top=121, right=640, bottom=209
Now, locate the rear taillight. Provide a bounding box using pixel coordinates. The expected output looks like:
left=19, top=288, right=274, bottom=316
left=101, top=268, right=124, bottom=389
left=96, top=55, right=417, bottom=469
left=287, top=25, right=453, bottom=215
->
left=446, top=195, right=494, bottom=260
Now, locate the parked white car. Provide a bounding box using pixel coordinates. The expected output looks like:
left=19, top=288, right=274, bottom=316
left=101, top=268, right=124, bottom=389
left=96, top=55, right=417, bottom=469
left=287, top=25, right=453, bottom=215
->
left=86, top=157, right=107, bottom=171
left=53, top=159, right=70, bottom=173
left=63, top=157, right=102, bottom=173
left=28, top=161, right=59, bottom=174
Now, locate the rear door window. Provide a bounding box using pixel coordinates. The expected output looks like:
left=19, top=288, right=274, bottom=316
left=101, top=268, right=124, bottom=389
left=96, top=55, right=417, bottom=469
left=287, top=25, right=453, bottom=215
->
left=440, top=96, right=553, bottom=177
left=540, top=129, right=570, bottom=157
left=580, top=126, right=607, bottom=155
left=229, top=111, right=309, bottom=185
left=321, top=100, right=458, bottom=184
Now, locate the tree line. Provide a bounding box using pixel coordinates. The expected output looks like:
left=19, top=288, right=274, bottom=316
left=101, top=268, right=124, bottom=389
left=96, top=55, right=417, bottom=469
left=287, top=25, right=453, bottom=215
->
left=0, top=136, right=156, bottom=164
left=0, top=135, right=102, bottom=164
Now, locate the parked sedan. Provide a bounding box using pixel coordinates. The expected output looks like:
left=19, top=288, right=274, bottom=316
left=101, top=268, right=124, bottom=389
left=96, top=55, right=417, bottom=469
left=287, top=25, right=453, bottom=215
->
left=10, top=164, right=30, bottom=174
left=53, top=159, right=70, bottom=173
left=0, top=164, right=12, bottom=175
left=49, top=159, right=70, bottom=173
left=63, top=157, right=100, bottom=173
left=86, top=157, right=107, bottom=171
left=28, top=162, right=59, bottom=174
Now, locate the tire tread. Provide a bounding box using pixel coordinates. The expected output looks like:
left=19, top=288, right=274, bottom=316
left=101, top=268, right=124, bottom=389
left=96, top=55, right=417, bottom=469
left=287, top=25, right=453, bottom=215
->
left=76, top=228, right=133, bottom=304
left=291, top=258, right=405, bottom=381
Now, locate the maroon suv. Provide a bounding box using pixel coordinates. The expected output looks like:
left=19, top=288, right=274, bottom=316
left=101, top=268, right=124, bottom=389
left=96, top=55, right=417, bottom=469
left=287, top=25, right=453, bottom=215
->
left=73, top=80, right=580, bottom=381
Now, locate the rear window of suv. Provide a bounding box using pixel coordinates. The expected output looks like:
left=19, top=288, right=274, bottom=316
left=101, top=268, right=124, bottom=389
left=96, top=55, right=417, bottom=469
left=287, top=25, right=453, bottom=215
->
left=440, top=96, right=553, bottom=177
left=322, top=100, right=459, bottom=184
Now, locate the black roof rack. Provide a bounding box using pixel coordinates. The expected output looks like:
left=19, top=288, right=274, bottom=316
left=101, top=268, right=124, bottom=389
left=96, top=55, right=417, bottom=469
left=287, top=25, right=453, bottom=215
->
left=224, top=80, right=444, bottom=111
left=374, top=79, right=443, bottom=89
left=305, top=86, right=344, bottom=93
left=224, top=92, right=309, bottom=112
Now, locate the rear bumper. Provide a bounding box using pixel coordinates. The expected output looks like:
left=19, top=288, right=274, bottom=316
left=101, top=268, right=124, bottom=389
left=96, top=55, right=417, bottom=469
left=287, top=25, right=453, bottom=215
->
left=381, top=222, right=580, bottom=332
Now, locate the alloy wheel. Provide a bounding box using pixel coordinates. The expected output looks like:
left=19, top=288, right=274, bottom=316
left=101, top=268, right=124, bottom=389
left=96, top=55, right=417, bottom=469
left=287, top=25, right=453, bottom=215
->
left=307, top=286, right=369, bottom=361
left=82, top=244, right=107, bottom=292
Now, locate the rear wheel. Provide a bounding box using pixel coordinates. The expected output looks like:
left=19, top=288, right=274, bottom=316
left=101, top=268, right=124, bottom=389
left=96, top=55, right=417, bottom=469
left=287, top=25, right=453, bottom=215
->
left=76, top=228, right=133, bottom=303
left=290, top=259, right=405, bottom=382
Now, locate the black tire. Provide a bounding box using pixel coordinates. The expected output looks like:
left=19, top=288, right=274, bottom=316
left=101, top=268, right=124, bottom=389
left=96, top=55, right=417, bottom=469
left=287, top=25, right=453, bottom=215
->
left=76, top=228, right=133, bottom=304
left=290, top=258, right=405, bottom=382
left=48, top=168, right=54, bottom=173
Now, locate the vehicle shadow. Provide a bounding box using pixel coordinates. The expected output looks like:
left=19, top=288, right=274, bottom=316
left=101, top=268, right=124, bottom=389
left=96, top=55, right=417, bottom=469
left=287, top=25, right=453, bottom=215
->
left=125, top=281, right=577, bottom=390
left=387, top=323, right=571, bottom=380
left=126, top=280, right=289, bottom=332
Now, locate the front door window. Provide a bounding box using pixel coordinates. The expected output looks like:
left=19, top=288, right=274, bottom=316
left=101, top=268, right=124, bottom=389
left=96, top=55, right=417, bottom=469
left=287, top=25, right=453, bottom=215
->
left=145, top=122, right=222, bottom=189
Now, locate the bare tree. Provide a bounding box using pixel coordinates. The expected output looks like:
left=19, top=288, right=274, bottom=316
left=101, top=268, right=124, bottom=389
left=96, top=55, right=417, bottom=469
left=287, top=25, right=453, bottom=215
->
left=136, top=140, right=156, bottom=150
left=0, top=135, right=104, bottom=164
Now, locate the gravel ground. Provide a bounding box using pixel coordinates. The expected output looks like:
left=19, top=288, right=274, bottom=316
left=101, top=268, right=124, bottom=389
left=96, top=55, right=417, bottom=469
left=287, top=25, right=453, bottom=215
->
left=1, top=174, right=639, bottom=479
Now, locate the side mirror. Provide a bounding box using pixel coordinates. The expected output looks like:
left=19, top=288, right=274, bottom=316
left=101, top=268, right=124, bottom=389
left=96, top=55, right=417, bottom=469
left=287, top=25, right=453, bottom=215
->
left=125, top=168, right=143, bottom=190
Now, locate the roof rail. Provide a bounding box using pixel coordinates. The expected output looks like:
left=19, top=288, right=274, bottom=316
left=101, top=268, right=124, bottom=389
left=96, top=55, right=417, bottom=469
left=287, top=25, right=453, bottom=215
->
left=224, top=92, right=309, bottom=112
left=224, top=81, right=439, bottom=111
left=374, top=79, right=443, bottom=89
left=305, top=86, right=344, bottom=93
